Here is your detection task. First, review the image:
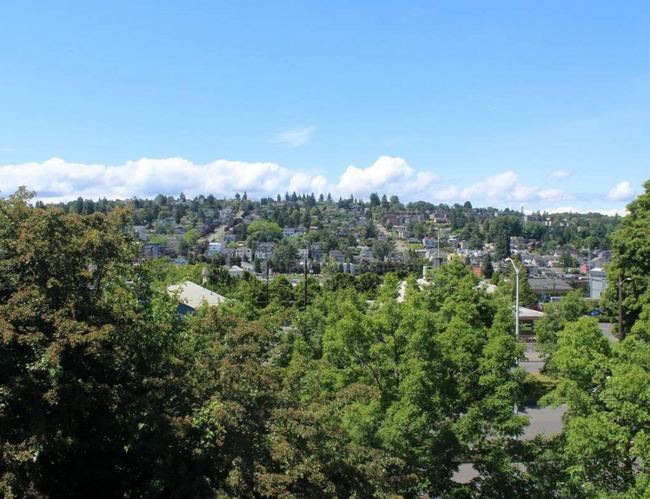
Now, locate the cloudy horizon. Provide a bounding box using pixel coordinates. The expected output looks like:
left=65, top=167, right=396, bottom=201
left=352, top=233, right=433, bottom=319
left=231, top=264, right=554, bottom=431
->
left=0, top=155, right=633, bottom=216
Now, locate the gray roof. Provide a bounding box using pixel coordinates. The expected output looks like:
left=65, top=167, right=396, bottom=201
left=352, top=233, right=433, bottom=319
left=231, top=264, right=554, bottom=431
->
left=527, top=278, right=573, bottom=293
left=167, top=280, right=227, bottom=310
left=519, top=306, right=545, bottom=319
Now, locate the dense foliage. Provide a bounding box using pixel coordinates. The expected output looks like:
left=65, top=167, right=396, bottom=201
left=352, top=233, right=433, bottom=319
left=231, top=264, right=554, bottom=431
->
left=1, top=185, right=648, bottom=498
left=1, top=189, right=532, bottom=498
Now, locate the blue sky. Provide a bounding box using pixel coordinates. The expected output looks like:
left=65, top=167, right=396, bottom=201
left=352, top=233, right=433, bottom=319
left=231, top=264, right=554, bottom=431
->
left=1, top=0, right=649, bottom=212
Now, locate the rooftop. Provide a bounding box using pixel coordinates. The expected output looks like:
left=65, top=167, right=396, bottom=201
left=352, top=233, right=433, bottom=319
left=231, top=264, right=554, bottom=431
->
left=167, top=280, right=227, bottom=310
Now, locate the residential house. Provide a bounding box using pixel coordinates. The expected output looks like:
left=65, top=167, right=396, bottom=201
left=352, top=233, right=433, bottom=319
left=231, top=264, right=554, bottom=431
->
left=228, top=265, right=245, bottom=277
left=329, top=250, right=345, bottom=264
left=167, top=280, right=227, bottom=315
left=132, top=226, right=148, bottom=241
left=141, top=243, right=167, bottom=258
left=423, top=237, right=438, bottom=248
left=307, top=246, right=322, bottom=263
left=235, top=246, right=252, bottom=261
left=358, top=246, right=374, bottom=259
left=220, top=207, right=234, bottom=220
left=166, top=236, right=180, bottom=251
left=207, top=242, right=224, bottom=257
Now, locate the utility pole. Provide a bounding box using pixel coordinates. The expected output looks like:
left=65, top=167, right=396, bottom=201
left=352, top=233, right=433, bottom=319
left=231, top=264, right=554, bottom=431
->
left=265, top=259, right=270, bottom=306
left=303, top=256, right=308, bottom=310
left=618, top=276, right=631, bottom=341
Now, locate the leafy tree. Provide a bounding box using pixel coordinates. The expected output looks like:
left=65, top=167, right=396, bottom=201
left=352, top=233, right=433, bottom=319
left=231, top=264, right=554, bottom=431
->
left=247, top=220, right=283, bottom=242
left=494, top=229, right=511, bottom=261
left=207, top=266, right=237, bottom=295
left=523, top=221, right=546, bottom=241
left=373, top=240, right=394, bottom=261
left=356, top=272, right=382, bottom=297
left=602, top=180, right=650, bottom=335
left=268, top=274, right=295, bottom=308
left=270, top=242, right=298, bottom=273
left=535, top=290, right=587, bottom=360
left=0, top=190, right=191, bottom=497
left=481, top=254, right=494, bottom=279
left=364, top=218, right=378, bottom=239
left=559, top=251, right=577, bottom=269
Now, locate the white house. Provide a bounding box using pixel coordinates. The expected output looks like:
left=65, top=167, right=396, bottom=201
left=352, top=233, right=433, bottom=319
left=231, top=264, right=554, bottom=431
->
left=207, top=242, right=224, bottom=257
left=235, top=246, right=252, bottom=260
left=228, top=265, right=245, bottom=277
left=167, top=280, right=227, bottom=314
left=590, top=267, right=607, bottom=300
left=358, top=246, right=374, bottom=258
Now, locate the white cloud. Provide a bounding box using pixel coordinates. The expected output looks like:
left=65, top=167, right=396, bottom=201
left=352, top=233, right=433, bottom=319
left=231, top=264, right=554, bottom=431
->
left=0, top=155, right=440, bottom=204
left=0, top=157, right=296, bottom=203
left=0, top=155, right=627, bottom=213
left=544, top=206, right=628, bottom=217
left=606, top=181, right=635, bottom=202
left=549, top=169, right=572, bottom=179
left=333, top=156, right=439, bottom=199
left=460, top=171, right=571, bottom=208
left=270, top=126, right=316, bottom=147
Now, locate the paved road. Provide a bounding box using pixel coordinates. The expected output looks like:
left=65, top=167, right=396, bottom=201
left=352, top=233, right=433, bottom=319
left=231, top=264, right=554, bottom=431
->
left=454, top=349, right=564, bottom=483
left=198, top=224, right=225, bottom=244
left=377, top=224, right=409, bottom=257
left=599, top=322, right=617, bottom=342
left=454, top=321, right=616, bottom=483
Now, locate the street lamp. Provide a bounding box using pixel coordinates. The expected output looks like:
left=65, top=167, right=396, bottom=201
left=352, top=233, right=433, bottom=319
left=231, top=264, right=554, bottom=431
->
left=505, top=257, right=522, bottom=415
left=618, top=276, right=631, bottom=341
left=505, top=258, right=521, bottom=341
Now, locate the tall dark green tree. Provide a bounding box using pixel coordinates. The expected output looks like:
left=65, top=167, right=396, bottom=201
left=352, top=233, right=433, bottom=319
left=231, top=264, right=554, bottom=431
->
left=602, top=180, right=650, bottom=335
left=481, top=254, right=494, bottom=279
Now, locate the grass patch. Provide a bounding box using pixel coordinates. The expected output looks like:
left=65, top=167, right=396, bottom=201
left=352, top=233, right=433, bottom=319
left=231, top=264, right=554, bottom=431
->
left=522, top=372, right=558, bottom=405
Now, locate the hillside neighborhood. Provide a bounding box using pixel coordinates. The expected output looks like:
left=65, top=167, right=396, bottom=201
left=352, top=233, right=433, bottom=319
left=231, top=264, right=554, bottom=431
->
left=109, top=192, right=619, bottom=312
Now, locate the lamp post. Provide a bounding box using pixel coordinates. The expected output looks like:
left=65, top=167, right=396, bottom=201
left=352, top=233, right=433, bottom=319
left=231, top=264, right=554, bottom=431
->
left=505, top=258, right=521, bottom=341
left=505, top=257, right=521, bottom=415
left=618, top=276, right=631, bottom=341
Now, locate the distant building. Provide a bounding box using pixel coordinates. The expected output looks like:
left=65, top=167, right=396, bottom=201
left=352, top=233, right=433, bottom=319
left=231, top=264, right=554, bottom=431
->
left=228, top=265, right=245, bottom=277
left=329, top=250, right=345, bottom=264
left=589, top=267, right=607, bottom=300
left=255, top=243, right=275, bottom=261
left=235, top=246, right=252, bottom=260
left=528, top=277, right=573, bottom=296
left=207, top=242, right=224, bottom=257
left=167, top=280, right=227, bottom=315
left=132, top=226, right=148, bottom=241
left=141, top=243, right=167, bottom=258
left=311, top=246, right=324, bottom=262
left=422, top=237, right=438, bottom=249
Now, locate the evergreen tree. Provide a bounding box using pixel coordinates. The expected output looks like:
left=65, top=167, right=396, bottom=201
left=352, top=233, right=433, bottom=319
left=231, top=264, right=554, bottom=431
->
left=481, top=253, right=494, bottom=279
